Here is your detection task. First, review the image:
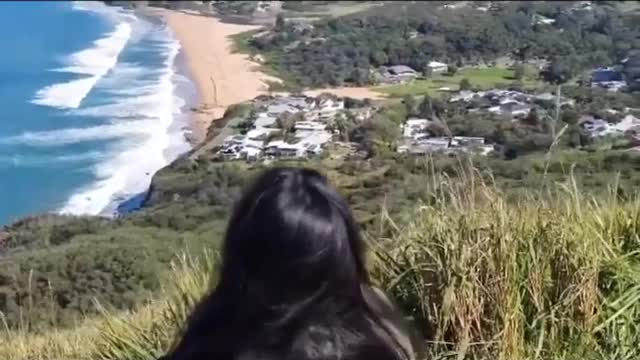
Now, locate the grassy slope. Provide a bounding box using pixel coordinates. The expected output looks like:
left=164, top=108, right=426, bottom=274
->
left=4, top=171, right=639, bottom=360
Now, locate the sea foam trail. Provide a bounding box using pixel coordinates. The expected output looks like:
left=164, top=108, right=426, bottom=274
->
left=59, top=26, right=191, bottom=217
left=0, top=151, right=106, bottom=168
left=0, top=121, right=154, bottom=147
left=31, top=21, right=132, bottom=109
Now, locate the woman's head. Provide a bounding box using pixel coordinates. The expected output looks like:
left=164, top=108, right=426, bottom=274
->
left=220, top=167, right=368, bottom=308
left=166, top=167, right=409, bottom=360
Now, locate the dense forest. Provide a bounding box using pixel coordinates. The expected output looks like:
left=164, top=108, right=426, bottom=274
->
left=247, top=1, right=640, bottom=87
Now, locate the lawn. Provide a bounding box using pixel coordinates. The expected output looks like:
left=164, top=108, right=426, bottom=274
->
left=374, top=66, right=542, bottom=98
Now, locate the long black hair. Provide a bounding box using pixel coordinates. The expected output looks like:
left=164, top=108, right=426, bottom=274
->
left=163, top=167, right=410, bottom=360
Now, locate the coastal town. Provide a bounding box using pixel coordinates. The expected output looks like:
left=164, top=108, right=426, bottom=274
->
left=210, top=72, right=640, bottom=163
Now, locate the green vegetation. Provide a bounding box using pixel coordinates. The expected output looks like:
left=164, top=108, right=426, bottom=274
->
left=247, top=1, right=638, bottom=88
left=375, top=67, right=541, bottom=97
left=4, top=167, right=640, bottom=359
left=3, top=83, right=639, bottom=332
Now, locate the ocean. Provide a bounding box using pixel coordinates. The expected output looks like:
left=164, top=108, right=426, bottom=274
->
left=0, top=1, right=195, bottom=225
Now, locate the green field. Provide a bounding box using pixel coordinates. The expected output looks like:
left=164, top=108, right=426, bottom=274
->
left=375, top=66, right=542, bottom=98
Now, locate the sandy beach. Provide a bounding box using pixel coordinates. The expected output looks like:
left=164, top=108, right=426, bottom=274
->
left=148, top=8, right=279, bottom=143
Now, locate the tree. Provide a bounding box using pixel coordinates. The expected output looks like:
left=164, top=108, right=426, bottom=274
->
left=371, top=51, right=389, bottom=67
left=426, top=121, right=448, bottom=137
left=276, top=111, right=296, bottom=135
left=447, top=64, right=459, bottom=76
left=422, top=65, right=433, bottom=78
left=418, top=95, right=435, bottom=118
left=350, top=115, right=400, bottom=157
left=542, top=60, right=574, bottom=85
left=459, top=78, right=472, bottom=91
left=523, top=108, right=540, bottom=126
left=403, top=94, right=417, bottom=115
left=561, top=109, right=579, bottom=125
left=514, top=64, right=525, bottom=80
left=275, top=13, right=286, bottom=32
left=623, top=52, right=640, bottom=91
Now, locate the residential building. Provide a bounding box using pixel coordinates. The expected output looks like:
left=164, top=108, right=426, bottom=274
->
left=533, top=14, right=556, bottom=25
left=295, top=121, right=326, bottom=132
left=403, top=118, right=431, bottom=138
left=591, top=68, right=627, bottom=92
left=381, top=65, right=418, bottom=84
left=427, top=61, right=448, bottom=73
left=264, top=141, right=306, bottom=158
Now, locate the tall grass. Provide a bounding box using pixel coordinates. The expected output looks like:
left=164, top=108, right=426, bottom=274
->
left=370, top=170, right=640, bottom=359
left=93, top=251, right=217, bottom=360
left=3, top=170, right=640, bottom=360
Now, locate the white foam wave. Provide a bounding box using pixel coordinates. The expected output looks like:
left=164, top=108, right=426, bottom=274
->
left=0, top=121, right=153, bottom=147
left=59, top=30, right=191, bottom=216
left=71, top=1, right=138, bottom=22
left=31, top=22, right=132, bottom=109
left=0, top=151, right=106, bottom=167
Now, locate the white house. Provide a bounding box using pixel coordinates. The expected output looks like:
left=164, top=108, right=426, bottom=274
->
left=295, top=121, right=326, bottom=132
left=254, top=112, right=277, bottom=128
left=533, top=14, right=556, bottom=25
left=403, top=118, right=431, bottom=138
left=427, top=61, right=448, bottom=73
left=264, top=141, right=306, bottom=158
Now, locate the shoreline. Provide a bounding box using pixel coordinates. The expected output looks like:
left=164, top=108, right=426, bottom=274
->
left=145, top=8, right=280, bottom=144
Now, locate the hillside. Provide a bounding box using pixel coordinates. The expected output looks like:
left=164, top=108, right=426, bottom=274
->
left=3, top=158, right=640, bottom=359
left=3, top=88, right=640, bottom=330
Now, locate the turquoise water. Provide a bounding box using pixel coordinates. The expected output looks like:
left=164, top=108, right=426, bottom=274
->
left=0, top=1, right=194, bottom=225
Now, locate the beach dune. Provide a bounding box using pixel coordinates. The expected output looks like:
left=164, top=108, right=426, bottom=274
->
left=151, top=8, right=279, bottom=142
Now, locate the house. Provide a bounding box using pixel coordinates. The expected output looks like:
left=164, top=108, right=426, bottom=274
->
left=591, top=68, right=627, bottom=92
left=488, top=101, right=531, bottom=117
left=388, top=65, right=417, bottom=76
left=254, top=112, right=277, bottom=128
left=625, top=126, right=640, bottom=146
left=450, top=90, right=483, bottom=103
left=427, top=61, right=448, bottom=73
left=612, top=115, right=640, bottom=133
left=579, top=116, right=611, bottom=137
left=267, top=103, right=298, bottom=116
left=533, top=14, right=556, bottom=25
left=442, top=2, right=466, bottom=10
left=568, top=1, right=593, bottom=12
left=317, top=98, right=344, bottom=120
left=264, top=141, right=306, bottom=158
left=399, top=138, right=451, bottom=154
left=246, top=128, right=277, bottom=141
left=402, top=118, right=431, bottom=138
left=533, top=92, right=575, bottom=107
left=381, top=65, right=418, bottom=83
left=453, top=136, right=486, bottom=146
left=295, top=121, right=326, bottom=132
left=223, top=134, right=246, bottom=147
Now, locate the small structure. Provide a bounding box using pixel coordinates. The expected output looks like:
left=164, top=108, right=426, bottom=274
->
left=533, top=14, right=556, bottom=25
left=295, top=121, right=326, bottom=132
left=488, top=101, right=531, bottom=117
left=264, top=141, right=306, bottom=158
left=453, top=136, right=486, bottom=146
left=381, top=65, right=418, bottom=84
left=591, top=68, right=627, bottom=92
left=402, top=118, right=431, bottom=139
left=579, top=116, right=614, bottom=138
left=427, top=61, right=448, bottom=73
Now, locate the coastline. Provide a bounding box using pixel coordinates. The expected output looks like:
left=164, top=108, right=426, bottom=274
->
left=145, top=8, right=280, bottom=144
